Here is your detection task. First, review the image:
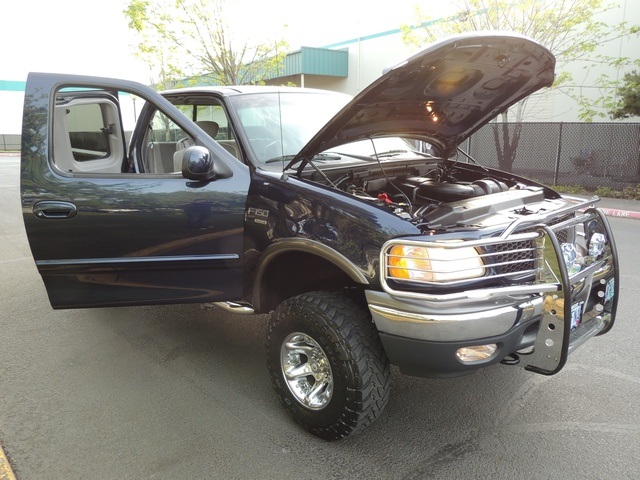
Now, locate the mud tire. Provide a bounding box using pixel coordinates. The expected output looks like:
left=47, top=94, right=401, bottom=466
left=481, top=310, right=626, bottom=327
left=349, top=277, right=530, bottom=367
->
left=266, top=291, right=391, bottom=440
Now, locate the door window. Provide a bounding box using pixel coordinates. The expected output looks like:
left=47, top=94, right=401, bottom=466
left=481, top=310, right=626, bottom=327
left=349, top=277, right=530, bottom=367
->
left=53, top=93, right=127, bottom=174
left=173, top=102, right=241, bottom=160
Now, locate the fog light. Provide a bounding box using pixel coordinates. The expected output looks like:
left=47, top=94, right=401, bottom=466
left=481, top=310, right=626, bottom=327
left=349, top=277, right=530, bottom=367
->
left=456, top=344, right=497, bottom=363
left=561, top=242, right=583, bottom=275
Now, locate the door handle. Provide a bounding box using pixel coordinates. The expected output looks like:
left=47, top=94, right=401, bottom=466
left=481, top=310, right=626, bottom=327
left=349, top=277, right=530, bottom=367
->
left=33, top=201, right=78, bottom=219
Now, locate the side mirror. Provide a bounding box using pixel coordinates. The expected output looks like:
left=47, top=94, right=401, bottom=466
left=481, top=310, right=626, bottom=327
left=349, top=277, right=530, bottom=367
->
left=181, top=146, right=231, bottom=181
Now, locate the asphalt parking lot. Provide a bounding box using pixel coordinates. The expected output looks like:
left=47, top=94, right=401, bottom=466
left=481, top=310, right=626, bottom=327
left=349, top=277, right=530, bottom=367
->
left=1, top=154, right=639, bottom=478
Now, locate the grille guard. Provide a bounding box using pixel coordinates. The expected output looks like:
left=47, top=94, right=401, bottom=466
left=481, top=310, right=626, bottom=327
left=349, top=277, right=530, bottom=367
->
left=522, top=206, right=618, bottom=374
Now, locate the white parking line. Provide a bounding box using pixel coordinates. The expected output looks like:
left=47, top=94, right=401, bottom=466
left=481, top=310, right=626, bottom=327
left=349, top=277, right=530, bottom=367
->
left=0, top=443, right=17, bottom=480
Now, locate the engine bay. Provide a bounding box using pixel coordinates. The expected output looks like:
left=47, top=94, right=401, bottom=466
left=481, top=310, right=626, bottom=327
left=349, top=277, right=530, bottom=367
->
left=317, top=159, right=564, bottom=229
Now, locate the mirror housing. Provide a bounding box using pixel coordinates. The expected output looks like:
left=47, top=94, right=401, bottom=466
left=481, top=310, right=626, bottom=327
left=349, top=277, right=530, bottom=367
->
left=181, top=146, right=231, bottom=181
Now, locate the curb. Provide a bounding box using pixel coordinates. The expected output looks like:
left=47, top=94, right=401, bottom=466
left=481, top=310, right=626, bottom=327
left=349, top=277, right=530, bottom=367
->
left=0, top=444, right=16, bottom=480
left=598, top=207, right=640, bottom=220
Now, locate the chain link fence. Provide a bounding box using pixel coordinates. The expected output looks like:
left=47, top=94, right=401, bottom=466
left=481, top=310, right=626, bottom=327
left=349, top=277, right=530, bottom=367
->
left=461, top=122, right=640, bottom=190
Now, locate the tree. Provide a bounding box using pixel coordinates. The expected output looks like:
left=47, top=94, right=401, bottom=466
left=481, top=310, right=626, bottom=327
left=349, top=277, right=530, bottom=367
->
left=124, top=0, right=288, bottom=89
left=401, top=0, right=638, bottom=172
left=609, top=71, right=640, bottom=119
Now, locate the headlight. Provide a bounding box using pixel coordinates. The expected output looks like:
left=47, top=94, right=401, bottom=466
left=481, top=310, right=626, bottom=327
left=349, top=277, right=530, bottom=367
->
left=386, top=243, right=484, bottom=283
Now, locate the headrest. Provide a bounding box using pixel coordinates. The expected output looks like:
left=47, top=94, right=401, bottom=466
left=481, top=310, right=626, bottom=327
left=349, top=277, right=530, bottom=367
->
left=195, top=121, right=219, bottom=139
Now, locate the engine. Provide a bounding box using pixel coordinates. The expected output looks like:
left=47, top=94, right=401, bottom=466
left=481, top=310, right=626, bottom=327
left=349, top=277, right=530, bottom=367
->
left=337, top=165, right=557, bottom=229
left=396, top=176, right=510, bottom=203
left=346, top=173, right=510, bottom=217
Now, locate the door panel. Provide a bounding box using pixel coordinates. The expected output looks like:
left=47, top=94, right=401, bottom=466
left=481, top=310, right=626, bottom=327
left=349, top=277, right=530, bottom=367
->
left=21, top=73, right=250, bottom=308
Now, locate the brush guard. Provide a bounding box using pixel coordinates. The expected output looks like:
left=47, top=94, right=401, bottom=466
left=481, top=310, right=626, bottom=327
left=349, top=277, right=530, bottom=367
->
left=521, top=207, right=619, bottom=375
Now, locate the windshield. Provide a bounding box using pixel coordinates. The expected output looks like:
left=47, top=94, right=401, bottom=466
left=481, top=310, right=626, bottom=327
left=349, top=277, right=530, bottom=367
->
left=229, top=91, right=350, bottom=164
left=228, top=90, right=432, bottom=167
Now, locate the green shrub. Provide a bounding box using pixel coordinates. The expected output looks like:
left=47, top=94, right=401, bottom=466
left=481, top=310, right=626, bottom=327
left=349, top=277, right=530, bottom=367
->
left=553, top=185, right=586, bottom=195
left=595, top=186, right=620, bottom=198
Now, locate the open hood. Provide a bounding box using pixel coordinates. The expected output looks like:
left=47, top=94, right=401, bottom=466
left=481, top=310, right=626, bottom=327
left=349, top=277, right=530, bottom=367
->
left=289, top=32, right=555, bottom=170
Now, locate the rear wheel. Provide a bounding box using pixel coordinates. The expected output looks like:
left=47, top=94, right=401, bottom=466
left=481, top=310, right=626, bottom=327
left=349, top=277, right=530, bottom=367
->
left=266, top=291, right=391, bottom=440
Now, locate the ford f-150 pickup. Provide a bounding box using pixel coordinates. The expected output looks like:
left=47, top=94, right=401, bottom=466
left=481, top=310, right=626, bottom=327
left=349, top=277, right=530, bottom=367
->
left=21, top=32, right=619, bottom=439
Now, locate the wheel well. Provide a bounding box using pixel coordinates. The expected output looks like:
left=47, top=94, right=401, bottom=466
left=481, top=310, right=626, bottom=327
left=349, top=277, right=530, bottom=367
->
left=254, top=251, right=364, bottom=312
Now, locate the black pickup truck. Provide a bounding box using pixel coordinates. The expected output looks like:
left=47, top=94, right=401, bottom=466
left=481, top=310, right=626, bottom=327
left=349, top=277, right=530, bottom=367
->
left=21, top=33, right=619, bottom=440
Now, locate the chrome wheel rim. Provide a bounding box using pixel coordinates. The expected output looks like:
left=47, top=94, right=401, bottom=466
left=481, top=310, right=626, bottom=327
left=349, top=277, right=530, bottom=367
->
left=280, top=332, right=334, bottom=410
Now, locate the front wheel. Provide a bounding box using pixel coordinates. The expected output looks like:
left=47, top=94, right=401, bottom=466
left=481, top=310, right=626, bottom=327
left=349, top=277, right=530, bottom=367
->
left=266, top=291, right=391, bottom=440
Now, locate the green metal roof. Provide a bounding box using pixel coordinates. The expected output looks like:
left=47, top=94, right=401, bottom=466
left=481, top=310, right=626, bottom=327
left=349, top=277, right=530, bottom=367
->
left=270, top=47, right=348, bottom=79
left=287, top=47, right=348, bottom=76
left=183, top=47, right=349, bottom=86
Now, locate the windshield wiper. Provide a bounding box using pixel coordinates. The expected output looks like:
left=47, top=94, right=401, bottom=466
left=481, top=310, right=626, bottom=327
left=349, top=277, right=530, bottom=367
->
left=374, top=149, right=433, bottom=158
left=265, top=154, right=296, bottom=165
left=324, top=151, right=374, bottom=161
left=266, top=153, right=341, bottom=165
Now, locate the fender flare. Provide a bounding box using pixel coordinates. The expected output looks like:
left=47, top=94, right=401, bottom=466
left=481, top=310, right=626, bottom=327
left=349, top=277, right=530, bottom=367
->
left=252, top=238, right=371, bottom=311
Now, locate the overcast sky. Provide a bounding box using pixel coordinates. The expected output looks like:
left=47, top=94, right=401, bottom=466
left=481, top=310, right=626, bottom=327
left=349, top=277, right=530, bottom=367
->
left=1, top=0, right=455, bottom=83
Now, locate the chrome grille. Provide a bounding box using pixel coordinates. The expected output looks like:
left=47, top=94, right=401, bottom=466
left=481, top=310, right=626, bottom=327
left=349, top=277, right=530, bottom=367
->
left=490, top=240, right=537, bottom=275
left=490, top=213, right=574, bottom=276
left=544, top=213, right=574, bottom=244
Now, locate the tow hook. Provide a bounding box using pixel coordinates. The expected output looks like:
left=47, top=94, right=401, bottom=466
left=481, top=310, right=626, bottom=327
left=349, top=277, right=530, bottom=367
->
left=501, top=353, right=520, bottom=366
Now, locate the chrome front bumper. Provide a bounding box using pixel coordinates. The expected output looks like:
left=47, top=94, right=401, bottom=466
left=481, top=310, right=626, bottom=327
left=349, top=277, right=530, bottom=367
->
left=367, top=291, right=544, bottom=342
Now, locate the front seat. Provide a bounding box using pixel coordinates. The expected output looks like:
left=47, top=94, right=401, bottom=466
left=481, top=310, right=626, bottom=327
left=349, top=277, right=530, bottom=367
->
left=195, top=121, right=241, bottom=158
